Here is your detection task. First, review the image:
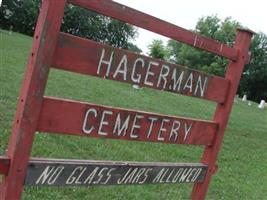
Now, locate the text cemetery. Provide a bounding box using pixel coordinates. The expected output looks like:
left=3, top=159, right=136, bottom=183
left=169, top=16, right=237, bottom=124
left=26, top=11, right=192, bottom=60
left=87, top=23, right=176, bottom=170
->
left=82, top=107, right=193, bottom=142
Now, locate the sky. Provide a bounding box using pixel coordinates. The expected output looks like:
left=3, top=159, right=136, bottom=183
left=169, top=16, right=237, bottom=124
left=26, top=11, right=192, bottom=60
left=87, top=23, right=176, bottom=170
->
left=115, top=0, right=267, bottom=54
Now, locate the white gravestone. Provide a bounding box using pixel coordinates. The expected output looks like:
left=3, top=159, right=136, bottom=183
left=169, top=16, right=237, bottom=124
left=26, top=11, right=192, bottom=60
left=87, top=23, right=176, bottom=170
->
left=258, top=100, right=265, bottom=109
left=132, top=84, right=141, bottom=90
left=242, top=94, right=247, bottom=102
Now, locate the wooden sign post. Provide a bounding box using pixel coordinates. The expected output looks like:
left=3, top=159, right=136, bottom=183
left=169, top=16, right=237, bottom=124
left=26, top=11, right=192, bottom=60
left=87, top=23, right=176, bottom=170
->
left=0, top=0, right=253, bottom=199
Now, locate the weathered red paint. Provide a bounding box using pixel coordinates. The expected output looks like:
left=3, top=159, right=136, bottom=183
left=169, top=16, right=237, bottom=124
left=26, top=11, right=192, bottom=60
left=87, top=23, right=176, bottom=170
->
left=191, top=29, right=254, bottom=200
left=0, top=157, right=9, bottom=176
left=68, top=0, right=238, bottom=61
left=37, top=97, right=217, bottom=145
left=0, top=0, right=66, bottom=199
left=52, top=33, right=229, bottom=103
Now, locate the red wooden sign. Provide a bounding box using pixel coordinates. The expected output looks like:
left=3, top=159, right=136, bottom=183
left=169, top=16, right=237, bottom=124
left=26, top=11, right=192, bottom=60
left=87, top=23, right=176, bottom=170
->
left=37, top=97, right=217, bottom=145
left=53, top=33, right=229, bottom=103
left=0, top=0, right=253, bottom=199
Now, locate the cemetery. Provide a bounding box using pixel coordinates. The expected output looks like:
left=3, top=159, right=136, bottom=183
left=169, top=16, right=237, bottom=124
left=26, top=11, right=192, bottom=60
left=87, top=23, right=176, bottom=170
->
left=0, top=0, right=266, bottom=199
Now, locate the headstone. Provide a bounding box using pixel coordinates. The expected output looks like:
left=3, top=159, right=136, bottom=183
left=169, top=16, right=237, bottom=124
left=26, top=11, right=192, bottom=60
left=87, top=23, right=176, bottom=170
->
left=132, top=84, right=141, bottom=90
left=242, top=94, right=247, bottom=102
left=9, top=25, right=13, bottom=35
left=258, top=100, right=265, bottom=109
left=248, top=101, right=252, bottom=106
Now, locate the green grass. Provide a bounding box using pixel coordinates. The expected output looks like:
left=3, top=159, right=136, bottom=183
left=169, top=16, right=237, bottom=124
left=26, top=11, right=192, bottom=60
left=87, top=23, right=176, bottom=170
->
left=1, top=29, right=267, bottom=199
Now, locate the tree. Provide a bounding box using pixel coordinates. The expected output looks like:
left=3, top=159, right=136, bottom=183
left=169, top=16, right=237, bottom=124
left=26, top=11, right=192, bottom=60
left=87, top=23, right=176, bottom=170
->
left=125, top=42, right=142, bottom=53
left=0, top=0, right=40, bottom=35
left=0, top=0, right=139, bottom=49
left=165, top=15, right=266, bottom=102
left=239, top=32, right=267, bottom=102
left=61, top=5, right=138, bottom=48
left=167, top=16, right=239, bottom=75
left=166, top=39, right=182, bottom=62
left=148, top=39, right=167, bottom=60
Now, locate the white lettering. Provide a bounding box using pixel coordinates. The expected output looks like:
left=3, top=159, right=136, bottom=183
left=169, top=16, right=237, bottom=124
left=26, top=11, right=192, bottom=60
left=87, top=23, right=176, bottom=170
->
left=93, top=167, right=108, bottom=184
left=157, top=65, right=170, bottom=89
left=138, top=168, right=152, bottom=184
left=169, top=120, right=181, bottom=142
left=131, top=58, right=145, bottom=83
left=98, top=110, right=113, bottom=136
left=101, top=168, right=116, bottom=184
left=82, top=108, right=97, bottom=134
left=179, top=168, right=193, bottom=182
left=66, top=166, right=86, bottom=184
left=144, top=61, right=159, bottom=86
left=113, top=113, right=130, bottom=136
left=171, top=69, right=184, bottom=91
left=84, top=167, right=99, bottom=184
left=153, top=168, right=165, bottom=183
left=191, top=168, right=202, bottom=182
left=36, top=166, right=64, bottom=185
left=97, top=48, right=114, bottom=76
left=36, top=166, right=55, bottom=184
left=117, top=168, right=132, bottom=184
left=183, top=72, right=193, bottom=92
left=159, top=168, right=169, bottom=183
left=113, top=54, right=128, bottom=80
left=186, top=168, right=197, bottom=182
left=131, top=168, right=146, bottom=183
left=130, top=115, right=144, bottom=138
left=172, top=168, right=184, bottom=183
left=165, top=168, right=175, bottom=183
left=194, top=76, right=208, bottom=97
left=158, top=119, right=170, bottom=141
left=146, top=117, right=157, bottom=138
left=184, top=123, right=193, bottom=141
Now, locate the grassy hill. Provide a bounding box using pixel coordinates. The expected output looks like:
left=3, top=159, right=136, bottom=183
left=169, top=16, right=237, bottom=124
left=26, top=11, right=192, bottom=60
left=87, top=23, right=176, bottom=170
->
left=1, top=29, right=267, bottom=199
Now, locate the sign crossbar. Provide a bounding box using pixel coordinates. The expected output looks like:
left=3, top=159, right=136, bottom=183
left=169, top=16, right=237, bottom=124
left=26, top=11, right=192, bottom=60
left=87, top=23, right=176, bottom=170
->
left=68, top=0, right=238, bottom=60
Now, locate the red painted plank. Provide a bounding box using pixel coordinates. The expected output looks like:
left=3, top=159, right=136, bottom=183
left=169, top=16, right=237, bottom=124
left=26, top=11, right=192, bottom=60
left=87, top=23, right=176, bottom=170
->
left=0, top=0, right=67, bottom=199
left=52, top=33, right=229, bottom=103
left=0, top=156, right=10, bottom=176
left=37, top=97, right=217, bottom=146
left=191, top=29, right=254, bottom=199
left=68, top=0, right=238, bottom=60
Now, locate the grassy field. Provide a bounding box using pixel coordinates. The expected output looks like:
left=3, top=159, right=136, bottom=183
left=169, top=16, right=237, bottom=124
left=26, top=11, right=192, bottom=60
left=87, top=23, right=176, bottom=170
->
left=1, top=29, right=267, bottom=199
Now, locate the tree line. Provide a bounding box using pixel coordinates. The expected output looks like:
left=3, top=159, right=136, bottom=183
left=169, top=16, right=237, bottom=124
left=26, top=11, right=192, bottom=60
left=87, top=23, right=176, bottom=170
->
left=1, top=1, right=266, bottom=102
left=148, top=16, right=267, bottom=102
left=0, top=0, right=141, bottom=52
